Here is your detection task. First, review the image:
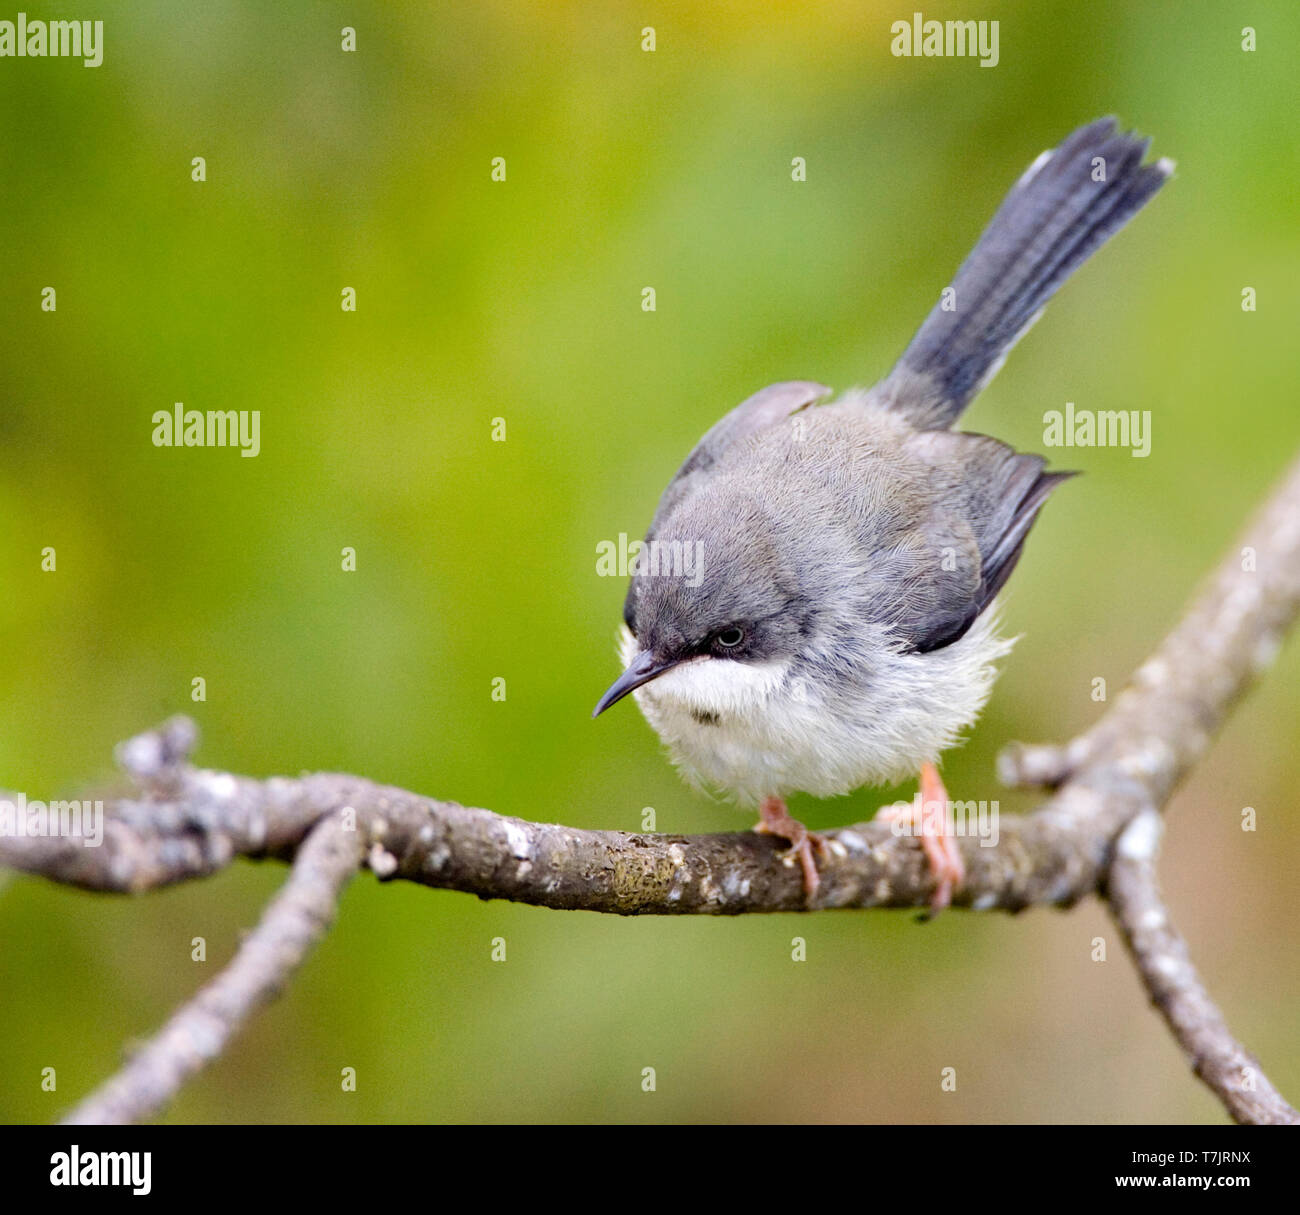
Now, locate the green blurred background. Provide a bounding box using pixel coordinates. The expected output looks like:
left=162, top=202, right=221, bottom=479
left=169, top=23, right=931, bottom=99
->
left=2, top=0, right=1297, bottom=1123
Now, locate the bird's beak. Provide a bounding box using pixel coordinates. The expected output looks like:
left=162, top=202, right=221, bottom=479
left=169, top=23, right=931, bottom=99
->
left=592, top=650, right=681, bottom=718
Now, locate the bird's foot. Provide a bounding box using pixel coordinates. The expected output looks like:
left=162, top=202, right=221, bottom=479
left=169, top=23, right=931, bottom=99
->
left=873, top=761, right=965, bottom=915
left=755, top=796, right=826, bottom=903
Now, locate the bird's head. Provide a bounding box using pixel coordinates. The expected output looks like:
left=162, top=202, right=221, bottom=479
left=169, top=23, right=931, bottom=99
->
left=592, top=491, right=816, bottom=717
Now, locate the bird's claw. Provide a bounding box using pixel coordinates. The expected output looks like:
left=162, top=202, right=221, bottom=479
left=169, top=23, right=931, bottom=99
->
left=755, top=797, right=824, bottom=903
left=874, top=763, right=965, bottom=914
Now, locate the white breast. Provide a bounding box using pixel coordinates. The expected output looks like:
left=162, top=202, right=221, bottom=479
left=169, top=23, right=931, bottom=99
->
left=618, top=618, right=1013, bottom=806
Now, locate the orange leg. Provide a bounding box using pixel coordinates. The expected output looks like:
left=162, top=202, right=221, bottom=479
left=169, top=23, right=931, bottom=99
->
left=874, top=762, right=965, bottom=912
left=755, top=796, right=825, bottom=902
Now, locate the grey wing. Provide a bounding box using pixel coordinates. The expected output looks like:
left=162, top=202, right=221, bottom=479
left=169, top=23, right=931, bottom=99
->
left=873, top=431, right=1074, bottom=652
left=647, top=381, right=832, bottom=531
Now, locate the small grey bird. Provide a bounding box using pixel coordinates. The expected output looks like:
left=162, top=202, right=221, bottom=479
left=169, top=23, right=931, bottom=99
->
left=594, top=117, right=1171, bottom=906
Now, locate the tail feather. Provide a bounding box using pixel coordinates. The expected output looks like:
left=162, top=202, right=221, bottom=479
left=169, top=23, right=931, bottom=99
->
left=876, top=117, right=1172, bottom=429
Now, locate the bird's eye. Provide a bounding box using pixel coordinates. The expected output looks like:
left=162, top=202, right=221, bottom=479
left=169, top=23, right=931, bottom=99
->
left=715, top=627, right=745, bottom=649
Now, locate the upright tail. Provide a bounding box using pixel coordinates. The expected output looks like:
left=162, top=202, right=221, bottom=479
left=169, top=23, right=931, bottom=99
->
left=874, top=116, right=1173, bottom=429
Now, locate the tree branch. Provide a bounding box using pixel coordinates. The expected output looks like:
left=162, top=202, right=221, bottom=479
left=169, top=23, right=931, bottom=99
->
left=1107, top=809, right=1298, bottom=1125
left=61, top=811, right=363, bottom=1126
left=5, top=455, right=1300, bottom=1124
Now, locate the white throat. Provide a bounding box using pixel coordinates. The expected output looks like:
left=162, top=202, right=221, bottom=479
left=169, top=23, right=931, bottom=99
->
left=618, top=627, right=791, bottom=716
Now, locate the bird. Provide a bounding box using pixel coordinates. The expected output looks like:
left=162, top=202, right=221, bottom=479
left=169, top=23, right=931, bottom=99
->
left=592, top=116, right=1172, bottom=908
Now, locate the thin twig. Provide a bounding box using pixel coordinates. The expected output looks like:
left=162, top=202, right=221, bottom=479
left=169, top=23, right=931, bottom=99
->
left=61, top=811, right=364, bottom=1125
left=1106, top=810, right=1299, bottom=1125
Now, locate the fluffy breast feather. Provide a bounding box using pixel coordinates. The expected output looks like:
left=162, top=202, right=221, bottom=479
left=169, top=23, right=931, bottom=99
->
left=618, top=615, right=1014, bottom=806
